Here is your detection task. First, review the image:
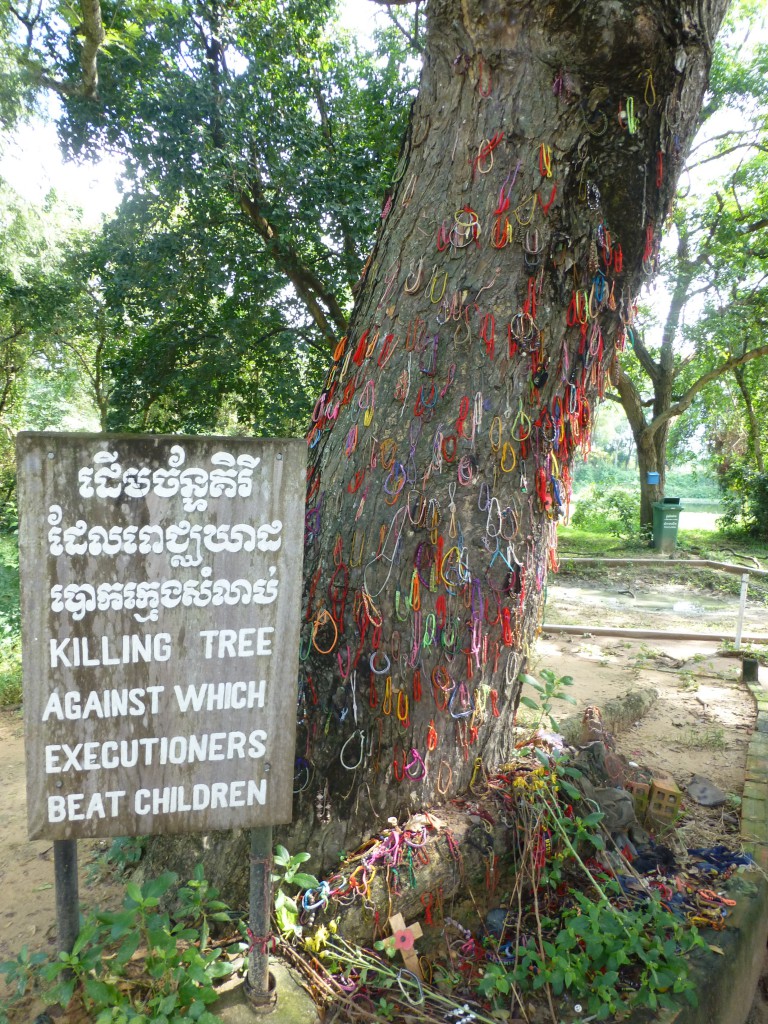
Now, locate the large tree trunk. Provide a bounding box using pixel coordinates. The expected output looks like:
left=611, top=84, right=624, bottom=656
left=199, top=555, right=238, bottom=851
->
left=144, top=0, right=730, bottom=891
left=290, top=0, right=729, bottom=866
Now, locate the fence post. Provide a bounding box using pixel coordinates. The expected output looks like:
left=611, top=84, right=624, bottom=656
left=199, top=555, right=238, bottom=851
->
left=735, top=573, right=750, bottom=651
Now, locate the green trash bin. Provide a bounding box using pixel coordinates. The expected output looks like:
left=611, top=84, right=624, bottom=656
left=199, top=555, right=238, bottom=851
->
left=652, top=498, right=683, bottom=553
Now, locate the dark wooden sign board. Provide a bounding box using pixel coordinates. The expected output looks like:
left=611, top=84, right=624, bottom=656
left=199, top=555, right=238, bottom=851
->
left=17, top=433, right=306, bottom=842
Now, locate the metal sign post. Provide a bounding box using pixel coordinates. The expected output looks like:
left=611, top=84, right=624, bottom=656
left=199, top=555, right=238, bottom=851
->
left=53, top=839, right=79, bottom=954
left=245, top=825, right=275, bottom=1012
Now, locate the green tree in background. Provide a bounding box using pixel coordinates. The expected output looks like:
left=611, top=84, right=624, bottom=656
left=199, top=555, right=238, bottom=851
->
left=3, top=0, right=419, bottom=433
left=609, top=2, right=768, bottom=527
left=0, top=180, right=95, bottom=521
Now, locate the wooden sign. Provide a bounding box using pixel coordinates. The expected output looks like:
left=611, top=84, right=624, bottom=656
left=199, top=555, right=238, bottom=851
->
left=17, top=434, right=306, bottom=841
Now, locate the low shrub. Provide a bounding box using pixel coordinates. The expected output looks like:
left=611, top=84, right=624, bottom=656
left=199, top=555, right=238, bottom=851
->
left=570, top=486, right=641, bottom=539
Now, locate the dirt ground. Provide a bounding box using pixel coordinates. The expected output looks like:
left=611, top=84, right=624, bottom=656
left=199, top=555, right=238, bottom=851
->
left=0, top=711, right=124, bottom=964
left=0, top=570, right=765, bottom=1020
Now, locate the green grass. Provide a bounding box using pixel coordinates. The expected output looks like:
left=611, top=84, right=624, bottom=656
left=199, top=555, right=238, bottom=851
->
left=559, top=521, right=768, bottom=561
left=0, top=534, right=21, bottom=707
left=683, top=725, right=727, bottom=751
left=558, top=526, right=650, bottom=556
left=557, top=520, right=768, bottom=605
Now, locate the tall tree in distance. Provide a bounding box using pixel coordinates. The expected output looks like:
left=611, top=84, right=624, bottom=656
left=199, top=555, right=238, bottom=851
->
left=293, top=0, right=730, bottom=863
left=609, top=5, right=768, bottom=527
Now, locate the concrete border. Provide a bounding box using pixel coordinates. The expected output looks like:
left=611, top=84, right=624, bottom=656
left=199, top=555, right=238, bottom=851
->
left=670, top=674, right=768, bottom=1024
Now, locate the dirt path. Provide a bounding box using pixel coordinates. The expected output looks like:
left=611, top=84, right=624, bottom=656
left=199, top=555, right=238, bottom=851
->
left=0, top=709, right=61, bottom=963
left=0, top=709, right=123, bottom=982
left=535, top=633, right=755, bottom=798
left=548, top=561, right=768, bottom=636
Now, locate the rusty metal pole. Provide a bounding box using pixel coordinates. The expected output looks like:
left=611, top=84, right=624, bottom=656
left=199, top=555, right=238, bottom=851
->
left=54, top=839, right=79, bottom=954
left=245, top=826, right=276, bottom=1013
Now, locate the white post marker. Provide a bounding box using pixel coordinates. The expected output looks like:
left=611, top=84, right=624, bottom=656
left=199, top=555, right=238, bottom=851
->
left=735, top=572, right=749, bottom=651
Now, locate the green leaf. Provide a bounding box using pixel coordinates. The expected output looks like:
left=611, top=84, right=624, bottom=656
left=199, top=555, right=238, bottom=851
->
left=581, top=811, right=604, bottom=827
left=72, top=920, right=100, bottom=956
left=560, top=780, right=581, bottom=801
left=143, top=872, right=178, bottom=899
left=519, top=695, right=541, bottom=710
left=157, top=993, right=179, bottom=1014
left=53, top=976, right=76, bottom=1007
left=125, top=881, right=143, bottom=904
left=113, top=930, right=141, bottom=966
left=292, top=872, right=319, bottom=889
left=83, top=977, right=114, bottom=1007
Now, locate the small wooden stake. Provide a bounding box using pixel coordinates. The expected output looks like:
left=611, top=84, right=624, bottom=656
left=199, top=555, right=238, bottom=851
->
left=387, top=912, right=423, bottom=978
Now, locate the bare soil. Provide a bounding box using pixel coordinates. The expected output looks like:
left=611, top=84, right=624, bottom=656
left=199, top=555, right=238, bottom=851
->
left=0, top=571, right=763, bottom=1021
left=0, top=710, right=124, bottom=1020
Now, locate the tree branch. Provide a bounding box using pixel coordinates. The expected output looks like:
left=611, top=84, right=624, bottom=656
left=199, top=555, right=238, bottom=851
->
left=740, top=216, right=768, bottom=235
left=686, top=129, right=753, bottom=157
left=77, top=0, right=106, bottom=99
left=239, top=190, right=347, bottom=344
left=614, top=366, right=648, bottom=438
left=386, top=8, right=424, bottom=51
left=733, top=363, right=765, bottom=474
left=649, top=344, right=768, bottom=435
left=687, top=141, right=768, bottom=170
left=628, top=332, right=660, bottom=383
left=14, top=0, right=106, bottom=99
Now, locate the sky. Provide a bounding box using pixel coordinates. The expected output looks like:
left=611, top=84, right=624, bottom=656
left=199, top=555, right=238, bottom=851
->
left=0, top=108, right=124, bottom=225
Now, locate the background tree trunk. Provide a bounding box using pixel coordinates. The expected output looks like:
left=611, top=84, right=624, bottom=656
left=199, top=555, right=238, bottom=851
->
left=734, top=364, right=766, bottom=475
left=143, top=0, right=731, bottom=891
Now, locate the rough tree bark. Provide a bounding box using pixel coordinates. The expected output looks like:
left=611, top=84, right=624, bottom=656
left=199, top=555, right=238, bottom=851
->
left=145, top=0, right=731, bottom=891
